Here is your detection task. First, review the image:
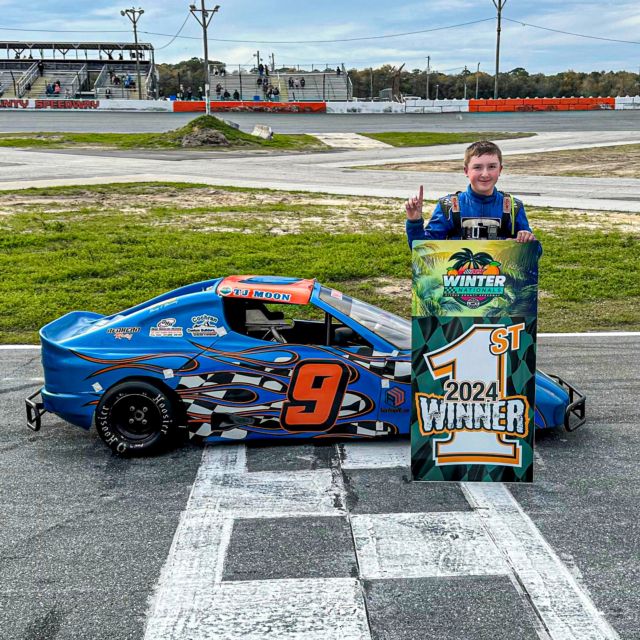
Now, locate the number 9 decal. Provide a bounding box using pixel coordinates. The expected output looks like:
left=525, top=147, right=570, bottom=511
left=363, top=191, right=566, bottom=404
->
left=281, top=360, right=350, bottom=432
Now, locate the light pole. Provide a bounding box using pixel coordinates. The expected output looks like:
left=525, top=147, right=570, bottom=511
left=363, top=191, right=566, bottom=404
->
left=475, top=62, right=480, bottom=99
left=189, top=2, right=220, bottom=116
left=492, top=0, right=507, bottom=99
left=120, top=7, right=144, bottom=100
left=435, top=83, right=439, bottom=101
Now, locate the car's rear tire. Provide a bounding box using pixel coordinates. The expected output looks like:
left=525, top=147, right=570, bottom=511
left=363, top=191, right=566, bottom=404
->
left=95, top=381, right=177, bottom=455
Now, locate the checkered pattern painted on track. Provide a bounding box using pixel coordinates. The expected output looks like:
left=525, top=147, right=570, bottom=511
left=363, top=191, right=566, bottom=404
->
left=143, top=441, right=618, bottom=640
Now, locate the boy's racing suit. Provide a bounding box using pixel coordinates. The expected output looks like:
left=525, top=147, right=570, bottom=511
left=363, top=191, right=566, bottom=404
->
left=406, top=185, right=533, bottom=248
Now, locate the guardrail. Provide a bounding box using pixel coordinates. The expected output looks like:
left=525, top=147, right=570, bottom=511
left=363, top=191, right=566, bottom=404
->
left=145, top=65, right=157, bottom=99
left=93, top=64, right=108, bottom=94
left=70, top=64, right=88, bottom=97
left=222, top=62, right=346, bottom=75
left=16, top=62, right=38, bottom=98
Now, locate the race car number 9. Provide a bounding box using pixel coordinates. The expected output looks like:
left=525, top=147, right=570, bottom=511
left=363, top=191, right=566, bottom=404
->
left=281, top=360, right=350, bottom=432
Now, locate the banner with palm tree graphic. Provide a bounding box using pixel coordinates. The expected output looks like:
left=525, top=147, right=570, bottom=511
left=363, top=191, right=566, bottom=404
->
left=411, top=240, right=540, bottom=483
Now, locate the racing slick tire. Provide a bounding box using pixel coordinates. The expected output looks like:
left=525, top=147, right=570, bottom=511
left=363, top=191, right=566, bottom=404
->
left=95, top=381, right=177, bottom=455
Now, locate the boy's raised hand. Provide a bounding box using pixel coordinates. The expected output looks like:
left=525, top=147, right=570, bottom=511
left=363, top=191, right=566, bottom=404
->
left=405, top=185, right=424, bottom=220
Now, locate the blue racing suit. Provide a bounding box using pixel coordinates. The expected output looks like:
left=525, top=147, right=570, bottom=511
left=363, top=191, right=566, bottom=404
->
left=406, top=185, right=533, bottom=248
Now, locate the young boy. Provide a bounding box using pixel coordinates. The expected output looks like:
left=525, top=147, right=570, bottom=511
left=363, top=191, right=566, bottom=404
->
left=405, top=140, right=536, bottom=247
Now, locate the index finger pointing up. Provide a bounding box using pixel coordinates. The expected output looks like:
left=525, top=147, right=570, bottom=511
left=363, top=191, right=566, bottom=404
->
left=418, top=185, right=424, bottom=203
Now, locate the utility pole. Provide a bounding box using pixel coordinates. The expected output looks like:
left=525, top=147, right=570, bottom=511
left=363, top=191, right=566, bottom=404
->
left=425, top=55, right=430, bottom=100
left=270, top=53, right=275, bottom=72
left=492, top=0, right=507, bottom=99
left=475, top=62, right=480, bottom=99
left=254, top=50, right=261, bottom=69
left=120, top=7, right=144, bottom=100
left=463, top=65, right=468, bottom=100
left=370, top=67, right=374, bottom=100
left=189, top=2, right=220, bottom=116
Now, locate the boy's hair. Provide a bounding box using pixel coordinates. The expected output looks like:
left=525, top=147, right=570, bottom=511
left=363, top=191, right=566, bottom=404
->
left=464, top=140, right=503, bottom=167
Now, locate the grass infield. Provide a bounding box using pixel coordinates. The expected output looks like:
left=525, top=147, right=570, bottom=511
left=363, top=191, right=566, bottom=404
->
left=0, top=115, right=326, bottom=151
left=0, top=119, right=533, bottom=152
left=0, top=182, right=638, bottom=343
left=358, top=131, right=534, bottom=147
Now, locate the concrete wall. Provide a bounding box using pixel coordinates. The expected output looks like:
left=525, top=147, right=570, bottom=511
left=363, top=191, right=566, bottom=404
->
left=0, top=98, right=173, bottom=111
left=1, top=96, right=639, bottom=112
left=326, top=99, right=468, bottom=114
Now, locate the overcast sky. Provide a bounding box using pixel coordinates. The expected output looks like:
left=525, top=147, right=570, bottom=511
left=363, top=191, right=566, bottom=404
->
left=1, top=1, right=639, bottom=74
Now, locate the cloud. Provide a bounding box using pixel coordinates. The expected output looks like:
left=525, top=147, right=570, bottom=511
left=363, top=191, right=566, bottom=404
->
left=1, top=0, right=639, bottom=73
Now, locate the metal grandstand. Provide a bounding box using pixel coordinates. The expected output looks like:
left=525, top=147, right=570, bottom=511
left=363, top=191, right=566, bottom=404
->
left=205, top=63, right=352, bottom=103
left=0, top=40, right=351, bottom=104
left=0, top=41, right=157, bottom=100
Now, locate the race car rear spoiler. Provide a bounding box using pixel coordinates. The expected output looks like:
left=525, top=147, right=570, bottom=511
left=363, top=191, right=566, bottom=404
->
left=548, top=374, right=586, bottom=431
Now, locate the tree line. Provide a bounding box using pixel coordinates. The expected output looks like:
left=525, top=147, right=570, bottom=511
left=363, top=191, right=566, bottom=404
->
left=156, top=58, right=640, bottom=99
left=348, top=66, right=640, bottom=100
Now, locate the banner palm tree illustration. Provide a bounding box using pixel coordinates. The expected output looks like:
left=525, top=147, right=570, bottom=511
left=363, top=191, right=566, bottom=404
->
left=448, top=248, right=495, bottom=272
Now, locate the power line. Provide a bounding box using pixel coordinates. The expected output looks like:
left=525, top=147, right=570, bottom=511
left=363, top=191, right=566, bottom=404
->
left=0, top=17, right=494, bottom=42
left=154, top=14, right=190, bottom=50
left=503, top=17, right=640, bottom=46
left=2, top=15, right=640, bottom=47
left=139, top=17, right=495, bottom=44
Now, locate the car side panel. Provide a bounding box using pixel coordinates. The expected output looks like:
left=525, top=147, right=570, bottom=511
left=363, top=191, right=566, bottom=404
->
left=173, top=336, right=411, bottom=444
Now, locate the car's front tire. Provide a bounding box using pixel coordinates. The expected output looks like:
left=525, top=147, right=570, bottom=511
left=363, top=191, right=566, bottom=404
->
left=95, top=381, right=177, bottom=455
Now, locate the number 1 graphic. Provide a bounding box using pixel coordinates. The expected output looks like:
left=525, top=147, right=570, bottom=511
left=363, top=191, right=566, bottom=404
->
left=425, top=324, right=522, bottom=466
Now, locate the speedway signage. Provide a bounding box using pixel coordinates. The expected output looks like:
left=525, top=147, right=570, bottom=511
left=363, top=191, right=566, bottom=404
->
left=0, top=99, right=99, bottom=109
left=411, top=240, right=540, bottom=483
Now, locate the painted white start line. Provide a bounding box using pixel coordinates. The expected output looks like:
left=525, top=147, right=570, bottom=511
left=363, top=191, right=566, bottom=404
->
left=143, top=446, right=367, bottom=640
left=462, top=483, right=619, bottom=640
left=144, top=441, right=617, bottom=640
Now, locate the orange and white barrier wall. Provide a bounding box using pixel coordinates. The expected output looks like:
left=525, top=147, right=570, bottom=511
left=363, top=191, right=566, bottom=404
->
left=468, top=97, right=615, bottom=112
left=173, top=100, right=326, bottom=113
left=0, top=97, right=637, bottom=112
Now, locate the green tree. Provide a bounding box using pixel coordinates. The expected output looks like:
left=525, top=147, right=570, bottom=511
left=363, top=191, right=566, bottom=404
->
left=449, top=249, right=493, bottom=271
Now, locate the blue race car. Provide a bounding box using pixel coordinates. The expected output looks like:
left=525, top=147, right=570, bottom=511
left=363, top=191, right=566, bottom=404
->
left=26, top=275, right=585, bottom=455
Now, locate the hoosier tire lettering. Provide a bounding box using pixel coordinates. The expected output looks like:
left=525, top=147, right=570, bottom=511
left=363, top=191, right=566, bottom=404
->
left=95, top=381, right=176, bottom=455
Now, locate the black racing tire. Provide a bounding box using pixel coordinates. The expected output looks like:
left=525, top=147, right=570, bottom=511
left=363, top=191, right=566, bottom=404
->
left=95, top=381, right=177, bottom=456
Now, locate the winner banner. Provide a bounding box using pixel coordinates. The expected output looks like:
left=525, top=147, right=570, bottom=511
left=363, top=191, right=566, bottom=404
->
left=411, top=240, right=540, bottom=483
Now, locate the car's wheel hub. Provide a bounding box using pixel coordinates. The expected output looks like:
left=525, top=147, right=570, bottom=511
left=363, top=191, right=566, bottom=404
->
left=111, top=394, right=160, bottom=440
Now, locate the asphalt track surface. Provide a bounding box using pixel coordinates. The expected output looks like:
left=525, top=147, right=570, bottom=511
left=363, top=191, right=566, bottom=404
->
left=1, top=111, right=638, bottom=639
left=1, top=335, right=638, bottom=639
left=2, top=129, right=640, bottom=212
left=1, top=109, right=640, bottom=134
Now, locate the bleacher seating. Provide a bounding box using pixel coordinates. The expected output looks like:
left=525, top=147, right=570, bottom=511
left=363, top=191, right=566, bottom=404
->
left=0, top=58, right=154, bottom=100
left=0, top=53, right=348, bottom=103
left=94, top=64, right=148, bottom=100
left=25, top=69, right=85, bottom=99
left=0, top=61, right=36, bottom=98
left=0, top=70, right=16, bottom=97
left=208, top=69, right=350, bottom=102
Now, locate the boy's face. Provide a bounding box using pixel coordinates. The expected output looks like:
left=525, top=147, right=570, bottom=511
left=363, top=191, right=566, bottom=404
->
left=464, top=153, right=502, bottom=196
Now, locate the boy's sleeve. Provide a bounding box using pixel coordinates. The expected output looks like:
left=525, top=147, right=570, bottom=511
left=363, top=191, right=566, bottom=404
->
left=406, top=218, right=426, bottom=249
left=406, top=201, right=452, bottom=249
left=423, top=201, right=452, bottom=240
left=514, top=200, right=542, bottom=254
left=514, top=200, right=532, bottom=233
